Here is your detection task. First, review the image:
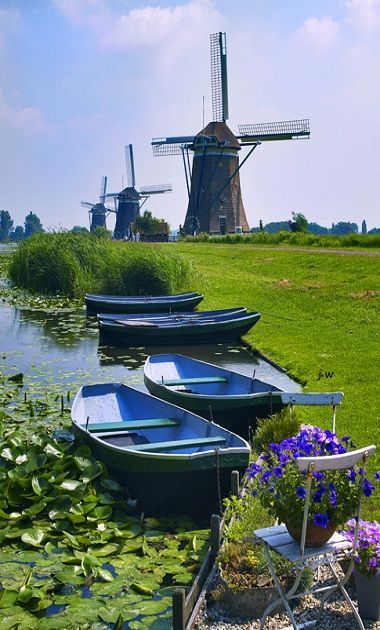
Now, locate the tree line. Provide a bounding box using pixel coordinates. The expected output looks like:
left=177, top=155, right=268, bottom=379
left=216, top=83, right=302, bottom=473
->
left=0, top=210, right=44, bottom=242
left=254, top=213, right=379, bottom=235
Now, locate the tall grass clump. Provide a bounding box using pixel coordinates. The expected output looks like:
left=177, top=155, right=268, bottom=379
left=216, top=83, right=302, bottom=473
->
left=9, top=232, right=196, bottom=298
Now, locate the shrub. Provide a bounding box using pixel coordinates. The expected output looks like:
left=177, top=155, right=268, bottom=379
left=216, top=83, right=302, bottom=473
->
left=251, top=408, right=302, bottom=455
left=8, top=232, right=197, bottom=298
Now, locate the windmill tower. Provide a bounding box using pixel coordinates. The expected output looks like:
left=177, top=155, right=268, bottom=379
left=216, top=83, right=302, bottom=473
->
left=106, top=145, right=172, bottom=240
left=152, top=32, right=310, bottom=235
left=81, top=176, right=115, bottom=231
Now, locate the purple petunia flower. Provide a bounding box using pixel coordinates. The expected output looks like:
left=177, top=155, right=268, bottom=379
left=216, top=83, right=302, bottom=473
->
left=273, top=466, right=283, bottom=478
left=313, top=513, right=329, bottom=528
left=375, top=471, right=380, bottom=481
left=248, top=462, right=262, bottom=478
left=296, top=486, right=306, bottom=499
left=363, top=479, right=375, bottom=497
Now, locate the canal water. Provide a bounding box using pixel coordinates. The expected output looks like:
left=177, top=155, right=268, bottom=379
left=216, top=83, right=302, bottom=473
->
left=0, top=304, right=300, bottom=398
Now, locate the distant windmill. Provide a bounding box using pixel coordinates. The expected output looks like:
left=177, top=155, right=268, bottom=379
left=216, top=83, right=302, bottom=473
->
left=106, top=145, right=172, bottom=240
left=81, top=176, right=115, bottom=231
left=152, top=32, right=310, bottom=235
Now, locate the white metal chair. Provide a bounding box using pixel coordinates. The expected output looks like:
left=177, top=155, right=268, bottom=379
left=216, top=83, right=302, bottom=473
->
left=253, top=444, right=377, bottom=629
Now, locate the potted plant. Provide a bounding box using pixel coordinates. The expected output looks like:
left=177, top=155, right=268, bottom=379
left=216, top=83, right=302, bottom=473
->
left=344, top=519, right=380, bottom=620
left=248, top=425, right=379, bottom=547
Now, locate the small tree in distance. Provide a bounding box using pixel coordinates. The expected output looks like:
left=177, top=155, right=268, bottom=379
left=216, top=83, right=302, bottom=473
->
left=288, top=212, right=308, bottom=233
left=24, top=212, right=43, bottom=238
left=362, top=220, right=367, bottom=234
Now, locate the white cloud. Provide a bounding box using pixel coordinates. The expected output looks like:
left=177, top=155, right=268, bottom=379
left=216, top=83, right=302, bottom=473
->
left=0, top=90, right=49, bottom=133
left=346, top=0, right=380, bottom=33
left=54, top=0, right=222, bottom=50
left=297, top=16, right=340, bottom=52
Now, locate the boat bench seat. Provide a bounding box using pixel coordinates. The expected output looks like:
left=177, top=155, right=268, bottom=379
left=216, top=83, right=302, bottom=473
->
left=163, top=376, right=228, bottom=386
left=81, top=418, right=181, bottom=433
left=127, top=436, right=227, bottom=452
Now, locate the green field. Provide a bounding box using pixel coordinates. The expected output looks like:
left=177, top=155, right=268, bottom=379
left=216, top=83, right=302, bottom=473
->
left=175, top=243, right=380, bottom=513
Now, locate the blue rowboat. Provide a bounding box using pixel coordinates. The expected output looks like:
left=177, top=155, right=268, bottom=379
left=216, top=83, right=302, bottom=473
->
left=85, top=291, right=203, bottom=315
left=144, top=353, right=344, bottom=439
left=71, top=383, right=250, bottom=516
left=97, top=309, right=261, bottom=346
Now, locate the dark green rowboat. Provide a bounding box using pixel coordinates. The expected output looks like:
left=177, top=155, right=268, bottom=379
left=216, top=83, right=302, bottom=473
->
left=144, top=353, right=344, bottom=439
left=71, top=382, right=250, bottom=516
left=97, top=309, right=261, bottom=346
left=85, top=291, right=203, bottom=315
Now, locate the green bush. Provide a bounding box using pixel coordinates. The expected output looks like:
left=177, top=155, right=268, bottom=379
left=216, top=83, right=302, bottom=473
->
left=251, top=408, right=302, bottom=455
left=181, top=231, right=380, bottom=248
left=8, top=232, right=196, bottom=298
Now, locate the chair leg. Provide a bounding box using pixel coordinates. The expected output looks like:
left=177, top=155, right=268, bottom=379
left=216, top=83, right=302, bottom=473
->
left=259, top=546, right=301, bottom=629
left=319, top=562, right=365, bottom=630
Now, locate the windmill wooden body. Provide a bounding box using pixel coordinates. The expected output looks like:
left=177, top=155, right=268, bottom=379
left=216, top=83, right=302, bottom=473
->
left=81, top=177, right=115, bottom=232
left=152, top=32, right=310, bottom=235
left=106, top=145, right=172, bottom=240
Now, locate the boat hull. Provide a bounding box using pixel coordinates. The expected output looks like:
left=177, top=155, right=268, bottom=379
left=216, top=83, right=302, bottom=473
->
left=98, top=312, right=261, bottom=346
left=85, top=291, right=203, bottom=314
left=71, top=383, right=250, bottom=518
left=144, top=378, right=284, bottom=439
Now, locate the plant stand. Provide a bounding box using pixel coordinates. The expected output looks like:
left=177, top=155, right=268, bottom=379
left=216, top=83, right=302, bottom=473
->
left=354, top=572, right=380, bottom=621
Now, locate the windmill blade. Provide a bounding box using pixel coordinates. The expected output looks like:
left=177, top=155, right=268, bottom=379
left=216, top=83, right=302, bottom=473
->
left=81, top=201, right=94, bottom=208
left=104, top=192, right=121, bottom=198
left=152, top=136, right=195, bottom=156
left=138, top=184, right=172, bottom=195
left=125, top=144, right=136, bottom=188
left=238, top=119, right=310, bottom=143
left=99, top=176, right=107, bottom=202
left=210, top=32, right=228, bottom=123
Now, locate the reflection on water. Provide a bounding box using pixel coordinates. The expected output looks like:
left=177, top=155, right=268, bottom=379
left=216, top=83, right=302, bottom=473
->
left=0, top=304, right=300, bottom=395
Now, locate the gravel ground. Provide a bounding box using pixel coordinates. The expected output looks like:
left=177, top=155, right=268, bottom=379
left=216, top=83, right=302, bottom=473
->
left=194, top=566, right=380, bottom=630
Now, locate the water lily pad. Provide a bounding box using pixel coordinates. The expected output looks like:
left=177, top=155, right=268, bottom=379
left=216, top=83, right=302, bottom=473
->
left=21, top=529, right=45, bottom=547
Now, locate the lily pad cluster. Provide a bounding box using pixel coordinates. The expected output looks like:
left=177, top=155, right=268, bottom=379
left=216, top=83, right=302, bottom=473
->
left=0, top=406, right=209, bottom=628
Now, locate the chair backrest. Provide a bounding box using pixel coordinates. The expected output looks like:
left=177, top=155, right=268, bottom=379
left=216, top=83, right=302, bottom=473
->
left=296, top=445, right=376, bottom=473
left=282, top=391, right=344, bottom=433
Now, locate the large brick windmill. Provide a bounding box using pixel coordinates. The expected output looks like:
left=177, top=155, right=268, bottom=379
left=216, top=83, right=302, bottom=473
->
left=152, top=32, right=310, bottom=235
left=106, top=145, right=172, bottom=240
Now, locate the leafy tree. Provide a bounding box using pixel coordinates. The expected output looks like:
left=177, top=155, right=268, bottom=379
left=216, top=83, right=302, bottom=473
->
left=10, top=225, right=25, bottom=241
left=289, top=212, right=308, bottom=233
left=259, top=219, right=263, bottom=232
left=308, top=222, right=329, bottom=235
left=331, top=221, right=358, bottom=235
left=361, top=220, right=367, bottom=234
left=71, top=225, right=89, bottom=234
left=133, top=210, right=169, bottom=235
left=24, top=211, right=43, bottom=238
left=263, top=221, right=290, bottom=233
left=368, top=227, right=380, bottom=234
left=0, top=210, right=14, bottom=241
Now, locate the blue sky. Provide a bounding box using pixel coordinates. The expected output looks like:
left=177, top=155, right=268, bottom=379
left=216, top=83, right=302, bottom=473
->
left=1, top=0, right=379, bottom=232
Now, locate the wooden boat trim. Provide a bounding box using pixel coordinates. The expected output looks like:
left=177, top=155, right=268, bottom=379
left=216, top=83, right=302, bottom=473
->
left=75, top=425, right=250, bottom=460
left=81, top=418, right=181, bottom=432
left=163, top=377, right=228, bottom=386
left=125, top=436, right=227, bottom=452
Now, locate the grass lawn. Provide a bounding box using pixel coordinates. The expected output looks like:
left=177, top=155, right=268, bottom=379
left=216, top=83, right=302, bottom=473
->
left=175, top=243, right=380, bottom=517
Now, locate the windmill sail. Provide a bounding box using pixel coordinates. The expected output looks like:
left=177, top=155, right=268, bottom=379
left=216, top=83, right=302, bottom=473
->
left=210, top=32, right=228, bottom=123
left=125, top=144, right=136, bottom=188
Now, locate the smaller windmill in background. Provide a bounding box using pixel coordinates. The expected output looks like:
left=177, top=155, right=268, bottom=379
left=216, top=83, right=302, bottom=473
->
left=81, top=176, right=116, bottom=232
left=105, top=145, right=172, bottom=240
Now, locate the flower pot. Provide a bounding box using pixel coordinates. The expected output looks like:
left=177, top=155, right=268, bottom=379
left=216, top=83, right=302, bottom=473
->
left=354, top=571, right=380, bottom=621
left=286, top=522, right=336, bottom=547
left=220, top=583, right=282, bottom=619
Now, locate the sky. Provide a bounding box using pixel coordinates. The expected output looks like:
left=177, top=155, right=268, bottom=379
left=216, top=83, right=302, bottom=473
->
left=0, top=0, right=379, bottom=233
